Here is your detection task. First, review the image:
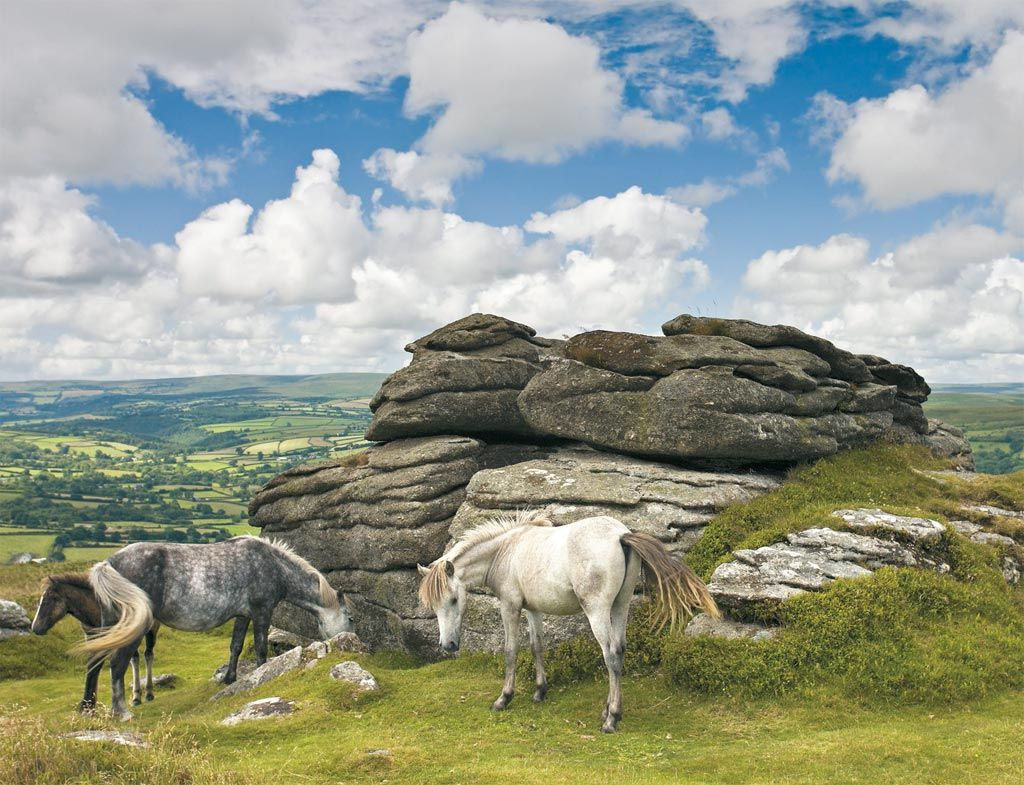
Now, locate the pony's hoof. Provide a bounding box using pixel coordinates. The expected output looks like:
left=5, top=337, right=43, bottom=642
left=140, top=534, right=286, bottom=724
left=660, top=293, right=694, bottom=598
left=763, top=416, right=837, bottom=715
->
left=532, top=687, right=547, bottom=703
left=491, top=692, right=513, bottom=711
left=601, top=722, right=619, bottom=733
left=77, top=702, right=96, bottom=716
left=145, top=694, right=154, bottom=702
left=114, top=709, right=134, bottom=722
left=132, top=697, right=142, bottom=706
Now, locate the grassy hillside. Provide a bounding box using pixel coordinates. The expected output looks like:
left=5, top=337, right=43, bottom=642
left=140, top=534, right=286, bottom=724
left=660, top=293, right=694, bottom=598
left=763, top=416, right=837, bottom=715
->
left=2, top=445, right=1022, bottom=784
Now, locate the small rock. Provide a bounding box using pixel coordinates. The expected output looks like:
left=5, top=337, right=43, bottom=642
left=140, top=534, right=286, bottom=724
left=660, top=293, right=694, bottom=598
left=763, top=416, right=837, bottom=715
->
left=62, top=730, right=150, bottom=748
left=268, top=626, right=313, bottom=655
left=329, top=661, right=378, bottom=691
left=684, top=614, right=779, bottom=640
left=963, top=504, right=1024, bottom=521
left=220, top=696, right=294, bottom=726
left=211, top=660, right=258, bottom=684
left=832, top=509, right=945, bottom=542
left=303, top=641, right=328, bottom=660
left=951, top=519, right=1019, bottom=548
left=211, top=646, right=303, bottom=700
left=0, top=628, right=31, bottom=641
left=1002, top=557, right=1022, bottom=585
left=327, top=631, right=368, bottom=653
left=152, top=673, right=178, bottom=689
left=0, top=599, right=31, bottom=631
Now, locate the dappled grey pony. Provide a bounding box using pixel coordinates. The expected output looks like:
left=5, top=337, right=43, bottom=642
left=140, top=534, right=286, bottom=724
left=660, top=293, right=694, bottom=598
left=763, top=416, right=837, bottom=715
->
left=32, top=572, right=159, bottom=712
left=418, top=510, right=720, bottom=732
left=74, top=536, right=352, bottom=720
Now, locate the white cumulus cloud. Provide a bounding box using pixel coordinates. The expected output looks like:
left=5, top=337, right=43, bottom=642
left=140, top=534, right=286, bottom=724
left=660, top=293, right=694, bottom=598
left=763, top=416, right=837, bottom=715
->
left=735, top=224, right=1024, bottom=380
left=822, top=30, right=1024, bottom=227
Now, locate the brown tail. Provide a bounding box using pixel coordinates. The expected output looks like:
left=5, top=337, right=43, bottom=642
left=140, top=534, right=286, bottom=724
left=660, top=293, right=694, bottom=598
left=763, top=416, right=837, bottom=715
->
left=70, top=561, right=153, bottom=662
left=622, top=532, right=720, bottom=631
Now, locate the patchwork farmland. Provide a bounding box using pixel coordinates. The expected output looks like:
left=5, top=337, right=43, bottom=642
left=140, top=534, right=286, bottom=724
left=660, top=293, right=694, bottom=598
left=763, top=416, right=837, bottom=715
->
left=0, top=374, right=386, bottom=563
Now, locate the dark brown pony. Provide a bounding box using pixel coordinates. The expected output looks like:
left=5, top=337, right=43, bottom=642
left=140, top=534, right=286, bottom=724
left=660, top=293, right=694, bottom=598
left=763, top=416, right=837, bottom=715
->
left=31, top=573, right=159, bottom=713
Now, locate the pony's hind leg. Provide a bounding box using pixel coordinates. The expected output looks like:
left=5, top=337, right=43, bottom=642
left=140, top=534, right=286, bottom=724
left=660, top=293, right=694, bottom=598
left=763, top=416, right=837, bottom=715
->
left=144, top=627, right=156, bottom=701
left=583, top=604, right=625, bottom=733
left=130, top=650, right=142, bottom=705
left=223, top=616, right=250, bottom=685
left=525, top=609, right=547, bottom=702
left=109, top=643, right=139, bottom=721
left=492, top=600, right=523, bottom=711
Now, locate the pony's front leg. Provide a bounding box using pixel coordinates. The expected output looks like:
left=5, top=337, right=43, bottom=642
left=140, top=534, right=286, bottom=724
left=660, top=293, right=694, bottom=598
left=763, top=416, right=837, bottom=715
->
left=223, top=617, right=250, bottom=684
left=525, top=609, right=547, bottom=702
left=252, top=609, right=271, bottom=666
left=144, top=627, right=156, bottom=701
left=491, top=601, right=522, bottom=711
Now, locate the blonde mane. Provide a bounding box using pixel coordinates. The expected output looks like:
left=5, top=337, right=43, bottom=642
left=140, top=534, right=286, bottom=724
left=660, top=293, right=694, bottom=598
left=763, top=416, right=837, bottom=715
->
left=257, top=536, right=340, bottom=609
left=418, top=509, right=552, bottom=609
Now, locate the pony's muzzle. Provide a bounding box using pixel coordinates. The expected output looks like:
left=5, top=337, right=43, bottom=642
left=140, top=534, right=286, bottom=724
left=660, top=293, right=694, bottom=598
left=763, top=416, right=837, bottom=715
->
left=442, top=641, right=459, bottom=653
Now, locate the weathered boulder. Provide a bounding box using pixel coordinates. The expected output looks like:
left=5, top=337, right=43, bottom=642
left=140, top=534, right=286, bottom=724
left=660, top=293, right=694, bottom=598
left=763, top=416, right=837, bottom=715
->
left=220, top=697, right=295, bottom=725
left=210, top=646, right=303, bottom=700
left=452, top=447, right=780, bottom=553
left=329, top=661, right=379, bottom=691
left=367, top=314, right=557, bottom=441
left=684, top=614, right=779, bottom=640
left=707, top=518, right=952, bottom=611
left=62, top=730, right=150, bottom=748
left=0, top=599, right=31, bottom=641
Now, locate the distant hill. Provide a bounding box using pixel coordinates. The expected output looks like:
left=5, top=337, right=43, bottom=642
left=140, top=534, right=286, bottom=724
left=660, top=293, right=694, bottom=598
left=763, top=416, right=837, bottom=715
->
left=0, top=372, right=391, bottom=402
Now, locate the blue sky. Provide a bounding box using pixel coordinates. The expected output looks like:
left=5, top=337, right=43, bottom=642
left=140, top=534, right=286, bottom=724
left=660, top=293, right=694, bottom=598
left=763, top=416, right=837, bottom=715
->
left=1, top=2, right=1022, bottom=382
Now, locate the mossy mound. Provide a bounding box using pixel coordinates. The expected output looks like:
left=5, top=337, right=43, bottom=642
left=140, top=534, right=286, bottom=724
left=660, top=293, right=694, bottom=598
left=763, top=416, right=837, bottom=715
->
left=539, top=445, right=1024, bottom=705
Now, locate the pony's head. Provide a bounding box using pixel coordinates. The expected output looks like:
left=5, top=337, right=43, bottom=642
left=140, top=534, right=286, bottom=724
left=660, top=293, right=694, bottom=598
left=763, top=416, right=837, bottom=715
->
left=32, top=578, right=68, bottom=635
left=317, top=583, right=353, bottom=639
left=418, top=559, right=465, bottom=653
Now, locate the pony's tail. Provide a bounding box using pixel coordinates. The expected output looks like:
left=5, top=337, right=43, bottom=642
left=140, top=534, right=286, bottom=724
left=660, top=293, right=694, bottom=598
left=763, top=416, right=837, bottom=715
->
left=622, top=532, right=720, bottom=632
left=70, top=562, right=153, bottom=661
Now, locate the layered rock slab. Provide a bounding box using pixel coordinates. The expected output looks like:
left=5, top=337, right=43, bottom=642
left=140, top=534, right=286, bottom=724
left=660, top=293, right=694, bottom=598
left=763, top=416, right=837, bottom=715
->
left=365, top=313, right=968, bottom=466
left=705, top=511, right=954, bottom=612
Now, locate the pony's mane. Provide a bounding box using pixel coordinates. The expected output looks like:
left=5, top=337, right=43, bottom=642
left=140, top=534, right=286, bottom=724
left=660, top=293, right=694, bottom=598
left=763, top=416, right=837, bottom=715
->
left=452, top=508, right=553, bottom=557
left=418, top=509, right=552, bottom=609
left=252, top=536, right=339, bottom=609
left=43, top=572, right=92, bottom=592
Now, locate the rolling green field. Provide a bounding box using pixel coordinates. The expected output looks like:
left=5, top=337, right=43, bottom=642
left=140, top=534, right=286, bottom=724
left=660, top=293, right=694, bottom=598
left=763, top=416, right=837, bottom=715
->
left=0, top=374, right=384, bottom=563
left=925, top=384, right=1023, bottom=474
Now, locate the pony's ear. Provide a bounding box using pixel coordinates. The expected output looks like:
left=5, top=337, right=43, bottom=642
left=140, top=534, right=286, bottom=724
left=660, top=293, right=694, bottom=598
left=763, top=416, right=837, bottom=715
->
left=443, top=560, right=455, bottom=578
left=416, top=563, right=429, bottom=576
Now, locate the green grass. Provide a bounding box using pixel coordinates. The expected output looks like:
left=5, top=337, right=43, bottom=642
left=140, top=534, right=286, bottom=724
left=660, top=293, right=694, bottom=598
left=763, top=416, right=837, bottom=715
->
left=0, top=533, right=55, bottom=562
left=1, top=605, right=1022, bottom=785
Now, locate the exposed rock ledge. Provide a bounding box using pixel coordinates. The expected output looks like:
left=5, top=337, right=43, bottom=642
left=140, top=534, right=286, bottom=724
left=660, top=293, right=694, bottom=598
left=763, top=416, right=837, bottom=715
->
left=250, top=314, right=974, bottom=656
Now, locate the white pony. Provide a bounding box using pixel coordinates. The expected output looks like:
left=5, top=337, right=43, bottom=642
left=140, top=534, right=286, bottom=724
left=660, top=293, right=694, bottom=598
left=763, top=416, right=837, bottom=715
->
left=418, top=510, right=719, bottom=732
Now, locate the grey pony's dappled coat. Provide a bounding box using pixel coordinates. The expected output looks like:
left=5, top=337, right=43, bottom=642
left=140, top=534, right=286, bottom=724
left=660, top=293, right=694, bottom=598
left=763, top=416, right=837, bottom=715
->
left=74, top=536, right=351, bottom=720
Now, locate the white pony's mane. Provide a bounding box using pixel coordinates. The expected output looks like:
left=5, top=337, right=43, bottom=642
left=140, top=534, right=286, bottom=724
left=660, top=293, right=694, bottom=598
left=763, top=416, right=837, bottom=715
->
left=448, top=508, right=553, bottom=560
left=246, top=536, right=339, bottom=609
